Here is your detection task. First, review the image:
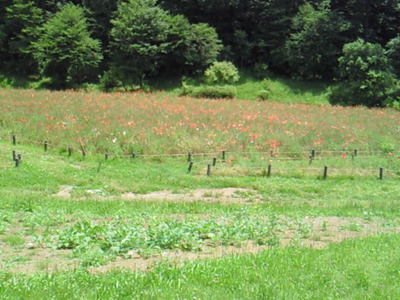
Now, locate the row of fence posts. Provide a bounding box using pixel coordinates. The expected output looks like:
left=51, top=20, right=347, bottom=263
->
left=8, top=134, right=388, bottom=179
left=186, top=151, right=385, bottom=179
left=12, top=134, right=84, bottom=158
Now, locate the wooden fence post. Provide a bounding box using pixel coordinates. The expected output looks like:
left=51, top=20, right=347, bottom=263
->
left=188, top=161, right=193, bottom=173
left=267, top=164, right=272, bottom=177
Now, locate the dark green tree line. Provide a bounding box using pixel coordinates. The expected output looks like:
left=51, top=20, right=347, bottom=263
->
left=0, top=0, right=399, bottom=107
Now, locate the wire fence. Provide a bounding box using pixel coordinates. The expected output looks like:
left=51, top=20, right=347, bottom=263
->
left=3, top=133, right=399, bottom=179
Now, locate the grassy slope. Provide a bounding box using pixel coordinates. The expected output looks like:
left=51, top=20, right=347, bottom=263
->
left=0, top=142, right=400, bottom=299
left=160, top=73, right=331, bottom=104
left=235, top=75, right=330, bottom=104
left=1, top=142, right=400, bottom=218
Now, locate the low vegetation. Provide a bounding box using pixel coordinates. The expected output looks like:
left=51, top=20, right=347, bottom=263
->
left=0, top=86, right=399, bottom=297
left=0, top=137, right=400, bottom=297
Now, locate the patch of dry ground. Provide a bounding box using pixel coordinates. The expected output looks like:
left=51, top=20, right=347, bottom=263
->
left=1, top=216, right=399, bottom=274
left=53, top=186, right=262, bottom=204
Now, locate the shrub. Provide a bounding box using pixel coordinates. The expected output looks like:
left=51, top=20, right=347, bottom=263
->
left=204, top=61, right=240, bottom=85
left=329, top=39, right=397, bottom=107
left=183, top=85, right=237, bottom=99
left=257, top=90, right=270, bottom=101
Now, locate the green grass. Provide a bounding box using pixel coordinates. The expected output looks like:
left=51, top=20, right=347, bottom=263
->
left=165, top=72, right=331, bottom=104
left=1, top=141, right=400, bottom=219
left=235, top=74, right=330, bottom=104
left=0, top=146, right=399, bottom=297
left=2, top=235, right=25, bottom=247
left=0, top=234, right=399, bottom=299
left=0, top=69, right=380, bottom=106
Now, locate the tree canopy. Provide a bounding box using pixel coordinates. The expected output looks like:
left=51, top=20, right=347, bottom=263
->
left=1, top=0, right=400, bottom=106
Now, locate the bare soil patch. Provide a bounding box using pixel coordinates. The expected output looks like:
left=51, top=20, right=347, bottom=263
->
left=121, top=188, right=261, bottom=204
left=52, top=185, right=262, bottom=204
left=53, top=185, right=73, bottom=198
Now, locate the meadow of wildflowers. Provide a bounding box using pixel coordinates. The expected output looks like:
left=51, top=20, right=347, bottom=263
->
left=1, top=89, right=399, bottom=156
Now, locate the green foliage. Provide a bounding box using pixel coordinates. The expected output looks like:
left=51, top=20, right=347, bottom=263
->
left=252, top=63, right=270, bottom=80
left=285, top=2, right=350, bottom=79
left=32, top=4, right=102, bottom=88
left=48, top=213, right=280, bottom=255
left=256, top=90, right=270, bottom=101
left=386, top=35, right=400, bottom=78
left=183, top=23, right=222, bottom=74
left=204, top=61, right=239, bottom=85
left=109, top=0, right=187, bottom=86
left=329, top=39, right=397, bottom=107
left=181, top=84, right=237, bottom=99
left=255, top=78, right=271, bottom=101
left=108, top=0, right=222, bottom=88
left=330, top=0, right=400, bottom=45
left=2, top=0, right=43, bottom=74
left=1, top=0, right=400, bottom=85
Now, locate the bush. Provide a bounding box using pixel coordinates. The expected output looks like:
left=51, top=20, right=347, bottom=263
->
left=182, top=85, right=237, bottom=99
left=257, top=90, right=270, bottom=101
left=99, top=69, right=123, bottom=91
left=256, top=78, right=272, bottom=100
left=329, top=39, right=397, bottom=107
left=204, top=61, right=240, bottom=85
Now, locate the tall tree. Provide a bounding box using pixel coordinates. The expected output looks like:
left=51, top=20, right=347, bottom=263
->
left=331, top=0, right=400, bottom=45
left=1, top=0, right=43, bottom=73
left=284, top=1, right=349, bottom=79
left=247, top=0, right=305, bottom=72
left=107, top=0, right=222, bottom=88
left=33, top=4, right=103, bottom=88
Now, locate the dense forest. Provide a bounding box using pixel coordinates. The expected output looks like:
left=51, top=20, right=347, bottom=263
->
left=1, top=0, right=400, bottom=107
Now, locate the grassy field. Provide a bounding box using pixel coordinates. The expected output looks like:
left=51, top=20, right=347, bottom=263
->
left=0, top=87, right=400, bottom=298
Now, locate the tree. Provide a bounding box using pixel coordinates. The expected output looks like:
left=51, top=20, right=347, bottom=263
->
left=108, top=0, right=182, bottom=86
left=33, top=4, right=102, bottom=88
left=284, top=2, right=350, bottom=79
left=1, top=0, right=43, bottom=74
left=331, top=0, right=400, bottom=45
left=107, top=0, right=222, bottom=88
left=329, top=39, right=397, bottom=107
left=182, top=23, right=222, bottom=74
left=248, top=0, right=304, bottom=73
left=386, top=35, right=400, bottom=79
